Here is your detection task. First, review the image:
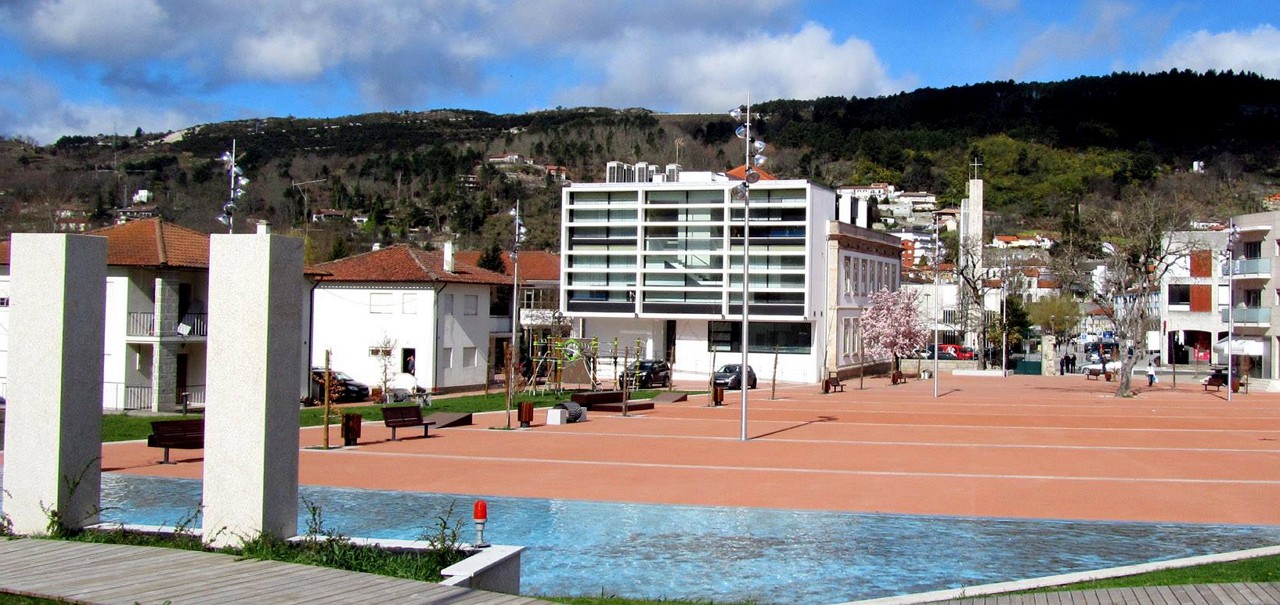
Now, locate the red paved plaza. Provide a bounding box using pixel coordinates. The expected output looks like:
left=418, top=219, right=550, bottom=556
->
left=88, top=374, right=1280, bottom=525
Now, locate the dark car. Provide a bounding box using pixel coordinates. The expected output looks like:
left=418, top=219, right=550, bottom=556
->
left=713, top=364, right=757, bottom=389
left=619, top=359, right=672, bottom=388
left=309, top=369, right=370, bottom=403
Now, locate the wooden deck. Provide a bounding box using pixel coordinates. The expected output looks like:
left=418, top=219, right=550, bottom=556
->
left=920, top=583, right=1280, bottom=604
left=0, top=538, right=550, bottom=604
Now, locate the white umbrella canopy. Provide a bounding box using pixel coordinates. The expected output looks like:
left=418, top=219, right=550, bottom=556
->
left=1212, top=337, right=1265, bottom=356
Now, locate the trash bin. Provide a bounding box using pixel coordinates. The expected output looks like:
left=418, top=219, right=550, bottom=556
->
left=341, top=413, right=362, bottom=446
left=712, top=387, right=725, bottom=406
left=552, top=401, right=585, bottom=423
left=517, top=401, right=534, bottom=428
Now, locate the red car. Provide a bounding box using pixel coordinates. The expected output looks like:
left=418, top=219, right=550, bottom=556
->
left=938, top=344, right=976, bottom=360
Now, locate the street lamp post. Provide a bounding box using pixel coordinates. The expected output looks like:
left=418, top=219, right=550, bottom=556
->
left=728, top=97, right=768, bottom=441
left=216, top=140, right=248, bottom=233
left=933, top=215, right=942, bottom=398
left=506, top=201, right=528, bottom=428
left=1226, top=221, right=1239, bottom=402
left=1001, top=262, right=1009, bottom=376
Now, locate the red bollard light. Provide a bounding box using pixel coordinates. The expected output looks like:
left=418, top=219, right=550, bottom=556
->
left=473, top=500, right=490, bottom=548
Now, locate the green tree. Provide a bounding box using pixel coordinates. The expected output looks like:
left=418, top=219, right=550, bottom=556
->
left=1025, top=294, right=1084, bottom=338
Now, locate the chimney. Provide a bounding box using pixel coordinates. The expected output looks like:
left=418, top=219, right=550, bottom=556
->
left=443, top=240, right=455, bottom=273
left=255, top=220, right=271, bottom=235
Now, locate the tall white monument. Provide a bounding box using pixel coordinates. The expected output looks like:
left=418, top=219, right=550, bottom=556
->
left=959, top=158, right=985, bottom=274
left=202, top=234, right=304, bottom=548
left=3, top=234, right=106, bottom=534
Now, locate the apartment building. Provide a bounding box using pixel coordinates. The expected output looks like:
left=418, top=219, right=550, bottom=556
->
left=560, top=167, right=899, bottom=384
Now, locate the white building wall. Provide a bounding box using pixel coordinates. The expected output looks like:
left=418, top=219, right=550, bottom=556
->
left=311, top=283, right=493, bottom=391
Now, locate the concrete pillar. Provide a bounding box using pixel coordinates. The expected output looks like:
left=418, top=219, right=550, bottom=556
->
left=2, top=234, right=106, bottom=535
left=152, top=342, right=180, bottom=412
left=202, top=234, right=304, bottom=548
left=152, top=274, right=180, bottom=411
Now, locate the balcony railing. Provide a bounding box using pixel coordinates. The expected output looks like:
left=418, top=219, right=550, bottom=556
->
left=1222, top=306, right=1271, bottom=324
left=103, top=383, right=206, bottom=411
left=1222, top=257, right=1271, bottom=277
left=127, top=313, right=208, bottom=337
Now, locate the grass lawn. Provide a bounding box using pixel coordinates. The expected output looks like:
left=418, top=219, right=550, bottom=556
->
left=1028, top=554, right=1280, bottom=594
left=0, top=389, right=669, bottom=449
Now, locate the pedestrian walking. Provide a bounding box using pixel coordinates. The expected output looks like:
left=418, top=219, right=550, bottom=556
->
left=1146, top=360, right=1157, bottom=387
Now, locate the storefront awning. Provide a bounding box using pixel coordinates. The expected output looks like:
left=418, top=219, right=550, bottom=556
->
left=1212, top=337, right=1265, bottom=356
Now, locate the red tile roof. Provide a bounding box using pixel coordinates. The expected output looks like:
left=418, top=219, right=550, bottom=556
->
left=310, top=244, right=511, bottom=285
left=453, top=250, right=560, bottom=282
left=0, top=218, right=210, bottom=268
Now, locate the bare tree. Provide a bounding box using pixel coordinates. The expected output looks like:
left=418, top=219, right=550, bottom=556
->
left=951, top=233, right=998, bottom=369
left=1051, top=186, right=1203, bottom=396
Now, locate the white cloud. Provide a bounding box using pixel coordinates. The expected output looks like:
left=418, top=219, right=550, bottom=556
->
left=1003, top=0, right=1139, bottom=79
left=28, top=0, right=172, bottom=61
left=232, top=30, right=328, bottom=81
left=0, top=72, right=199, bottom=144
left=556, top=22, right=911, bottom=112
left=1147, top=25, right=1280, bottom=78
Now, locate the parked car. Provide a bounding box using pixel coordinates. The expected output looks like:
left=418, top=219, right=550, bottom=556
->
left=309, top=369, right=370, bottom=403
left=713, top=364, right=757, bottom=389
left=1078, top=360, right=1122, bottom=375
left=916, top=345, right=957, bottom=358
left=619, top=359, right=672, bottom=388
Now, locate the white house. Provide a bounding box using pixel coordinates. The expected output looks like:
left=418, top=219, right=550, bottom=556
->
left=308, top=243, right=511, bottom=393
left=0, top=218, right=211, bottom=411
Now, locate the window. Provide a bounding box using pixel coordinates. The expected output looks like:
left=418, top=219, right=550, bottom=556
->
left=464, top=295, right=479, bottom=315
left=707, top=321, right=812, bottom=353
left=1168, top=284, right=1191, bottom=306
left=369, top=292, right=393, bottom=314
left=1244, top=240, right=1262, bottom=259
left=463, top=346, right=477, bottom=367
left=0, top=297, right=9, bottom=307
left=442, top=294, right=454, bottom=315
left=1245, top=288, right=1262, bottom=307
left=842, top=258, right=852, bottom=296
left=442, top=347, right=453, bottom=369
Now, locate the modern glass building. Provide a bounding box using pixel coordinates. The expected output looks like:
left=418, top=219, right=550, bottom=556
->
left=560, top=169, right=901, bottom=384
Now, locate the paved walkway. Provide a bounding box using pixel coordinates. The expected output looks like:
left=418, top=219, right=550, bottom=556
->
left=926, top=583, right=1280, bottom=604
left=0, top=538, right=549, bottom=604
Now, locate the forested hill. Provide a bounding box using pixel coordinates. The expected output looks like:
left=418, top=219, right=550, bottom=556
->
left=3, top=70, right=1278, bottom=259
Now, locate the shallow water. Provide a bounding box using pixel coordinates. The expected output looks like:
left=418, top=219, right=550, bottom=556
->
left=4, top=469, right=1279, bottom=604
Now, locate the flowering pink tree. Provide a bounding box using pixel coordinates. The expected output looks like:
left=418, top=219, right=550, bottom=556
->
left=859, top=288, right=931, bottom=374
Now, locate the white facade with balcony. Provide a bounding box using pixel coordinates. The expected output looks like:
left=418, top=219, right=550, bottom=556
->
left=560, top=173, right=842, bottom=384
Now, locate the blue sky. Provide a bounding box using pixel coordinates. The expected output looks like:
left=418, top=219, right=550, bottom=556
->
left=0, top=0, right=1277, bottom=144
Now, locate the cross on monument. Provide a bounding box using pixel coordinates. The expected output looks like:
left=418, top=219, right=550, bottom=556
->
left=970, top=157, right=983, bottom=180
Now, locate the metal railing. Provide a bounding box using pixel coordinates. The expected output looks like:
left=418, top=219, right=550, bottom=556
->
left=126, top=313, right=208, bottom=337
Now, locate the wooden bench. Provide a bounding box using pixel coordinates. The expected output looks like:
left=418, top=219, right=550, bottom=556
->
left=382, top=405, right=436, bottom=441
left=570, top=390, right=625, bottom=408
left=1203, top=375, right=1227, bottom=391
left=1085, top=368, right=1102, bottom=380
left=146, top=418, right=204, bottom=464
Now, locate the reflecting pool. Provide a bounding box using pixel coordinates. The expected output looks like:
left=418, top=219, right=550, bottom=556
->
left=4, top=470, right=1279, bottom=604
